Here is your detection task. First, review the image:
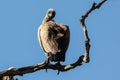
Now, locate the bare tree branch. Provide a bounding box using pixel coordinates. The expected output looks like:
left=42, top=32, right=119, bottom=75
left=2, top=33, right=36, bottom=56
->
left=0, top=56, right=83, bottom=78
left=0, top=0, right=107, bottom=79
left=1, top=76, right=17, bottom=80
left=80, top=0, right=107, bottom=63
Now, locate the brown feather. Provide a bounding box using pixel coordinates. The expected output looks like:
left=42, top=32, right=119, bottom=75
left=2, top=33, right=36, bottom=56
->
left=38, top=9, right=70, bottom=62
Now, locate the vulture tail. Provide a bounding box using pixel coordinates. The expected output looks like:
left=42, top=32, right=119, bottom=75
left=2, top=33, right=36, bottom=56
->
left=48, top=52, right=65, bottom=62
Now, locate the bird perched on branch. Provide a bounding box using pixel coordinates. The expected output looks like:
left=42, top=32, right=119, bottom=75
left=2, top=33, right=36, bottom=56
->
left=38, top=8, right=70, bottom=65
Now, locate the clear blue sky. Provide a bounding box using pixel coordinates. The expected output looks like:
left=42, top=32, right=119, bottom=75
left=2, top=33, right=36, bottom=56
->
left=0, top=0, right=120, bottom=80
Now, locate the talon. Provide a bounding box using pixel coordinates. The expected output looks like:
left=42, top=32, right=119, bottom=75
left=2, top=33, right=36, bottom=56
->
left=56, top=62, right=61, bottom=75
left=45, top=67, right=48, bottom=72
left=57, top=70, right=60, bottom=75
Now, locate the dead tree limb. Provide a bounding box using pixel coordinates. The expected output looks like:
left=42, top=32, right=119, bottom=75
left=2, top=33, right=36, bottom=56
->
left=80, top=0, right=107, bottom=63
left=0, top=56, right=83, bottom=78
left=0, top=0, right=106, bottom=79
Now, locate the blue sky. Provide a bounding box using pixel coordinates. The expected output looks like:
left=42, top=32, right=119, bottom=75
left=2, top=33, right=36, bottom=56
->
left=0, top=0, right=120, bottom=80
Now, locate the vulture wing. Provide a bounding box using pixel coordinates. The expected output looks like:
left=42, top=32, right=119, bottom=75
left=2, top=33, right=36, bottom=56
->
left=38, top=21, right=70, bottom=62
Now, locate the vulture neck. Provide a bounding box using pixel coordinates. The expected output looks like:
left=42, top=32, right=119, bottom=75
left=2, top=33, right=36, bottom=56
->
left=42, top=15, right=53, bottom=23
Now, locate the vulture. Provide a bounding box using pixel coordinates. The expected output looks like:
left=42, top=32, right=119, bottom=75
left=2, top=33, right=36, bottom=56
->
left=38, top=9, right=70, bottom=64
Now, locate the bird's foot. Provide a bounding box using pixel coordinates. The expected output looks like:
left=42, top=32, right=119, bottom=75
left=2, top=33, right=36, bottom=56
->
left=56, top=62, right=61, bottom=75
left=45, top=58, right=50, bottom=72
left=56, top=62, right=61, bottom=66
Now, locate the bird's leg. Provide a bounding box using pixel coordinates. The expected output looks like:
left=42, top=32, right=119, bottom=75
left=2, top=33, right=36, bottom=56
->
left=56, top=61, right=61, bottom=75
left=45, top=57, right=50, bottom=64
left=45, top=57, right=50, bottom=72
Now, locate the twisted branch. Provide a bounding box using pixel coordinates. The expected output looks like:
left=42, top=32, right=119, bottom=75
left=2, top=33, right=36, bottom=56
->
left=80, top=0, right=107, bottom=63
left=0, top=56, right=83, bottom=78
left=0, top=0, right=106, bottom=80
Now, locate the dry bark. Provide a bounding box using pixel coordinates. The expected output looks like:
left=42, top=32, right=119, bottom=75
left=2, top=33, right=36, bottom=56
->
left=80, top=0, right=107, bottom=62
left=0, top=0, right=106, bottom=80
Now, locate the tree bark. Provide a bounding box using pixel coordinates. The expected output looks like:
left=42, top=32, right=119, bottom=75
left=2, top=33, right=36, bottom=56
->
left=80, top=0, right=107, bottom=62
left=0, top=0, right=107, bottom=79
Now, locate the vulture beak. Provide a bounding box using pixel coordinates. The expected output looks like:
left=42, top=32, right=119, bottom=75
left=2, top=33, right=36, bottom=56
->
left=48, top=13, right=53, bottom=17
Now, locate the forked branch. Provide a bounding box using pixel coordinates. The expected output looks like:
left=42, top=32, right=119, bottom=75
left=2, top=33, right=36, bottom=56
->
left=80, top=0, right=107, bottom=63
left=0, top=0, right=106, bottom=80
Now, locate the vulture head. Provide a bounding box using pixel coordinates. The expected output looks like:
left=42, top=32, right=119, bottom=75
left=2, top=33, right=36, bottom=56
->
left=45, top=8, right=56, bottom=21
